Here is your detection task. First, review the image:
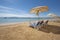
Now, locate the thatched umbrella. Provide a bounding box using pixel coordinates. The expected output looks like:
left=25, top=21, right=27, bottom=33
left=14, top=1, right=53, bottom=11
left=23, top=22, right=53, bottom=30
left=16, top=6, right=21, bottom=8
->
left=47, top=13, right=60, bottom=22
left=30, top=6, right=48, bottom=16
left=48, top=13, right=59, bottom=18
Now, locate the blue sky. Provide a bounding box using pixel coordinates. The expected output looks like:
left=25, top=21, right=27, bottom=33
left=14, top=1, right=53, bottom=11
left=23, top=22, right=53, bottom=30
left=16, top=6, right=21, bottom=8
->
left=0, top=0, right=60, bottom=17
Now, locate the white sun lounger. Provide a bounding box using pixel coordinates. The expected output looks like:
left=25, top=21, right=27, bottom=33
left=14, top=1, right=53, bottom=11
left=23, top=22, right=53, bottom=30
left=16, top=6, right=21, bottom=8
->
left=29, top=20, right=49, bottom=30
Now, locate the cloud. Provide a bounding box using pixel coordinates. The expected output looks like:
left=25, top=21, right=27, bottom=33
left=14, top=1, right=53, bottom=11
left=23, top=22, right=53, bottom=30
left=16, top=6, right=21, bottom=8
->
left=0, top=13, right=36, bottom=17
left=0, top=6, right=36, bottom=17
left=0, top=13, right=19, bottom=17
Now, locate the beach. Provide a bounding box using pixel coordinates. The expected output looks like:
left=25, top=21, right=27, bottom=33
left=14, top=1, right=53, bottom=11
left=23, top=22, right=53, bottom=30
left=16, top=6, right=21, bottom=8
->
left=0, top=21, right=60, bottom=40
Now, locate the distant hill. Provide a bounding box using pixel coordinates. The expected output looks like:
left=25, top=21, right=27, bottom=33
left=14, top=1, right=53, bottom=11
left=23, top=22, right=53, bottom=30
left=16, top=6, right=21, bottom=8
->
left=0, top=17, right=60, bottom=19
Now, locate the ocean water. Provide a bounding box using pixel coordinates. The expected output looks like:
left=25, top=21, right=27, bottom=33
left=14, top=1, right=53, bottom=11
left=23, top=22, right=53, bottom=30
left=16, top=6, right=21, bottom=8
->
left=0, top=17, right=51, bottom=24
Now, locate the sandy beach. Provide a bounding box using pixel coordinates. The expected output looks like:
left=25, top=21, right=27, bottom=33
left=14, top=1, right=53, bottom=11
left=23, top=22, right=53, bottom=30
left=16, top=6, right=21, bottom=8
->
left=0, top=21, right=60, bottom=40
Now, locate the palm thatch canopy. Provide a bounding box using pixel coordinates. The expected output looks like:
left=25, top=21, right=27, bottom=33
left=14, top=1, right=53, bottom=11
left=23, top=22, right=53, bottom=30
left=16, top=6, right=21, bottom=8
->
left=30, top=6, right=48, bottom=16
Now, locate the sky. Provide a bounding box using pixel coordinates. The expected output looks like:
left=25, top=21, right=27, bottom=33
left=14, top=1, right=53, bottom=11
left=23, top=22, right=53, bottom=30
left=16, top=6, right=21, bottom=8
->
left=0, top=0, right=60, bottom=17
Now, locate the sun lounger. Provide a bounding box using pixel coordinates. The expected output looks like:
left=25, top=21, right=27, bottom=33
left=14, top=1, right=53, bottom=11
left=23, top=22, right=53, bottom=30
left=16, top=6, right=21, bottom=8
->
left=29, top=21, right=44, bottom=29
left=43, top=20, right=49, bottom=26
left=29, top=20, right=49, bottom=30
left=29, top=22, right=38, bottom=28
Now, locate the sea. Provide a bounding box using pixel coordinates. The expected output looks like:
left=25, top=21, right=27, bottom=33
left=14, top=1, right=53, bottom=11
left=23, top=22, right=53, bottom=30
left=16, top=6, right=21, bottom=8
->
left=0, top=17, right=53, bottom=24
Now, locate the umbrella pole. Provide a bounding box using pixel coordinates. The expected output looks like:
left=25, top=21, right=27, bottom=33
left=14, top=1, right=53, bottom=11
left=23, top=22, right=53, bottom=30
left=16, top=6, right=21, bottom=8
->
left=37, top=15, right=39, bottom=21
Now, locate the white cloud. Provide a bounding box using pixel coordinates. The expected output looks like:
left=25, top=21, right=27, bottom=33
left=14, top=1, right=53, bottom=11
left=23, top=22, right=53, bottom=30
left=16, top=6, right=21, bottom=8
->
left=0, top=13, right=19, bottom=17
left=0, top=6, right=36, bottom=17
left=0, top=13, right=36, bottom=17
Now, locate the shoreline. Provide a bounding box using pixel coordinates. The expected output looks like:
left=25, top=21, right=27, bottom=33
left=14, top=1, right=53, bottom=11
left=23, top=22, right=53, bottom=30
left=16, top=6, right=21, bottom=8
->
left=0, top=22, right=20, bottom=26
left=0, top=20, right=39, bottom=26
left=0, top=22, right=27, bottom=25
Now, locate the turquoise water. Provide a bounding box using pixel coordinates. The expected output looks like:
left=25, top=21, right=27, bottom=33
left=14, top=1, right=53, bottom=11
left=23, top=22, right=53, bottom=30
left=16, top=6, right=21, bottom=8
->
left=0, top=17, right=50, bottom=24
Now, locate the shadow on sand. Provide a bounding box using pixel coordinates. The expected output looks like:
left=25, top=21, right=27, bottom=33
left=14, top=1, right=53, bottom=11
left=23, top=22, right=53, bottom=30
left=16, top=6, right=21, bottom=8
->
left=39, top=25, right=60, bottom=34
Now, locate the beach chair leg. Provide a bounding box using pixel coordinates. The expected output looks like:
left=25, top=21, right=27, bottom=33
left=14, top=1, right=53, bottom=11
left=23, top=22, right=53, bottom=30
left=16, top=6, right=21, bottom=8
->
left=37, top=27, right=39, bottom=30
left=37, top=26, right=41, bottom=30
left=34, top=26, right=37, bottom=29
